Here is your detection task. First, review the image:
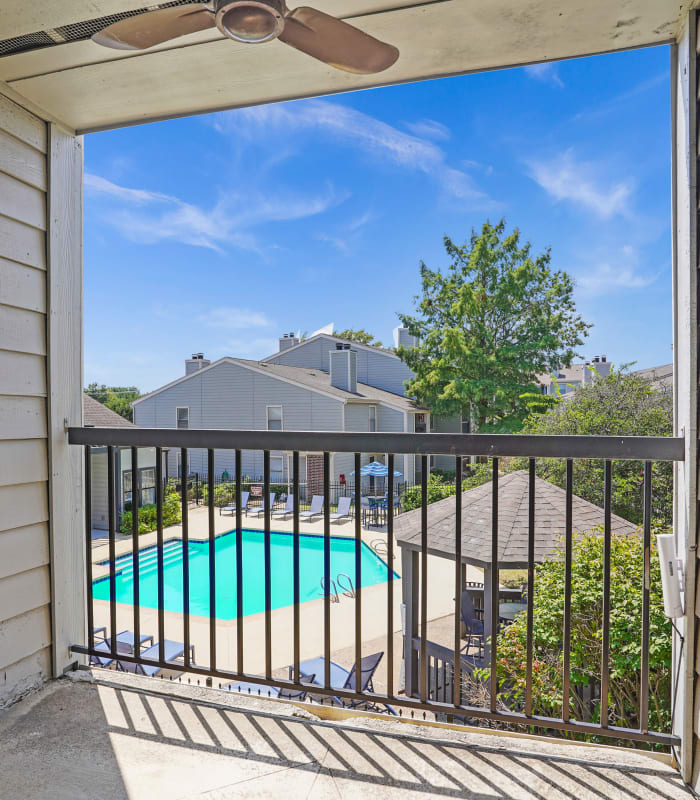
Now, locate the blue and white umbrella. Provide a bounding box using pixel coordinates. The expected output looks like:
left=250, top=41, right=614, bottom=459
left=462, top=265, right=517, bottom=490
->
left=350, top=460, right=403, bottom=478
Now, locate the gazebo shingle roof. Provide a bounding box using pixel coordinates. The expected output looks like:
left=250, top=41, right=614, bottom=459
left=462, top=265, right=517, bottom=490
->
left=394, top=470, right=639, bottom=568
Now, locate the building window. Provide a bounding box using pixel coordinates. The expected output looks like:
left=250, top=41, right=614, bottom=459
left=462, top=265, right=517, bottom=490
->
left=267, top=406, right=282, bottom=431
left=461, top=416, right=471, bottom=434
left=369, top=405, right=376, bottom=432
left=270, top=454, right=284, bottom=478
left=176, top=407, right=189, bottom=429
left=124, top=467, right=156, bottom=508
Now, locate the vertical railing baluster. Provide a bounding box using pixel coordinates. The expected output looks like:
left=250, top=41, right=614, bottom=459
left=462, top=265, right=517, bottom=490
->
left=420, top=454, right=428, bottom=703
left=207, top=449, right=216, bottom=671
left=387, top=453, right=395, bottom=699
left=181, top=448, right=190, bottom=668
left=601, top=459, right=612, bottom=728
left=107, top=445, right=117, bottom=656
left=131, top=447, right=140, bottom=654
left=263, top=450, right=271, bottom=679
left=156, top=446, right=165, bottom=663
left=324, top=451, right=331, bottom=688
left=640, top=461, right=652, bottom=733
left=84, top=446, right=94, bottom=650
left=490, top=457, right=499, bottom=713
left=293, top=451, right=300, bottom=683
left=354, top=451, right=362, bottom=693
left=525, top=457, right=535, bottom=716
left=562, top=459, right=573, bottom=722
left=453, top=456, right=462, bottom=707
left=235, top=449, right=243, bottom=674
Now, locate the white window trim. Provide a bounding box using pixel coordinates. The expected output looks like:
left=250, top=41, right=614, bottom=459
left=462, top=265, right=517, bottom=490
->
left=176, top=406, right=189, bottom=429
left=266, top=404, right=283, bottom=430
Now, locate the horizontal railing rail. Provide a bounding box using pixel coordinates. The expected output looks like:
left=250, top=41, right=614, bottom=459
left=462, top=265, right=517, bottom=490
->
left=71, top=427, right=683, bottom=748
left=69, top=427, right=684, bottom=461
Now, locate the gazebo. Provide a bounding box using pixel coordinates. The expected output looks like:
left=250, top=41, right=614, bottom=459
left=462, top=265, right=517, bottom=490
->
left=394, top=470, right=639, bottom=694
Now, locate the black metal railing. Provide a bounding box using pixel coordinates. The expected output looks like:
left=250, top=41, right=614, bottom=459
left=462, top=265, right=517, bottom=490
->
left=70, top=427, right=683, bottom=748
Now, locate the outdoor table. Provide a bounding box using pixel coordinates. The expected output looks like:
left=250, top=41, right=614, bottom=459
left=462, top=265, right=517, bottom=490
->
left=366, top=497, right=386, bottom=527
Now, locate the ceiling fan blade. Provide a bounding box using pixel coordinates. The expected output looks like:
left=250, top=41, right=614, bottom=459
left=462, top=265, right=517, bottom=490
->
left=279, top=7, right=399, bottom=74
left=92, top=4, right=215, bottom=50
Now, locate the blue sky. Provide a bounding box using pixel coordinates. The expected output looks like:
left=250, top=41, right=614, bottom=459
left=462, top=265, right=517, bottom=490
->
left=84, top=45, right=672, bottom=392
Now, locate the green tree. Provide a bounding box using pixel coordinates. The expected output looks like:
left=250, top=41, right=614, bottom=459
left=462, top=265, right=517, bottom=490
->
left=516, top=368, right=673, bottom=526
left=487, top=531, right=671, bottom=737
left=334, top=328, right=383, bottom=347
left=85, top=383, right=141, bottom=422
left=397, top=220, right=590, bottom=431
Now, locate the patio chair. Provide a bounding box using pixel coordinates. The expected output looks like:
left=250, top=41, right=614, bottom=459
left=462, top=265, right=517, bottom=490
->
left=271, top=495, right=294, bottom=518
left=222, top=674, right=316, bottom=701
left=220, top=491, right=249, bottom=516
left=118, top=639, right=195, bottom=677
left=248, top=492, right=276, bottom=518
left=90, top=630, right=155, bottom=668
left=291, top=652, right=396, bottom=715
left=460, top=591, right=484, bottom=658
left=330, top=496, right=352, bottom=522
left=300, top=495, right=324, bottom=519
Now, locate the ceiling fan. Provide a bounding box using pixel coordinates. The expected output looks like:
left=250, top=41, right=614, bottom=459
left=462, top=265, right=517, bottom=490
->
left=92, top=0, right=400, bottom=74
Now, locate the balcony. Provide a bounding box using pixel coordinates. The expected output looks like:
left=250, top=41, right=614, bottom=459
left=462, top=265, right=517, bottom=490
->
left=66, top=427, right=684, bottom=755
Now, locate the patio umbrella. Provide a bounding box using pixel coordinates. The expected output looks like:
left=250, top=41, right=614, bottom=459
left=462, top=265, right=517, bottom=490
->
left=350, top=460, right=403, bottom=477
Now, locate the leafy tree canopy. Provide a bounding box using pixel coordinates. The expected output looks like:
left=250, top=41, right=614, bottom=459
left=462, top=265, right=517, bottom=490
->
left=397, top=220, right=590, bottom=431
left=515, top=368, right=673, bottom=526
left=85, top=383, right=141, bottom=422
left=334, top=328, right=383, bottom=347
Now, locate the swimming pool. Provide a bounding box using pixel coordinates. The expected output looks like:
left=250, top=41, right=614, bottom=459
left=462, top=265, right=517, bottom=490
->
left=93, top=530, right=397, bottom=620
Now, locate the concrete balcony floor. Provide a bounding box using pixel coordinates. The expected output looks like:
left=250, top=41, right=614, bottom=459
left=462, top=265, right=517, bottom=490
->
left=0, top=671, right=692, bottom=800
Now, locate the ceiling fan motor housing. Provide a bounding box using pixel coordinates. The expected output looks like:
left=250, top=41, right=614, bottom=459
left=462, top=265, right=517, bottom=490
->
left=215, top=0, right=287, bottom=43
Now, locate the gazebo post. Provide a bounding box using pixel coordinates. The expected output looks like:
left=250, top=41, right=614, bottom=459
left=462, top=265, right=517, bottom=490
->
left=401, top=547, right=419, bottom=697
left=483, top=564, right=494, bottom=662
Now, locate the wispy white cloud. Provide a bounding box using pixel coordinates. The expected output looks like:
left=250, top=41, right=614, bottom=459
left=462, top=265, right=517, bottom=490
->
left=576, top=262, right=657, bottom=296
left=316, top=208, right=375, bottom=253
left=85, top=173, right=345, bottom=253
left=524, top=62, right=564, bottom=88
left=526, top=149, right=633, bottom=218
left=574, top=72, right=667, bottom=122
left=212, top=100, right=490, bottom=206
left=403, top=118, right=451, bottom=141
left=210, top=336, right=280, bottom=360
left=197, top=307, right=272, bottom=329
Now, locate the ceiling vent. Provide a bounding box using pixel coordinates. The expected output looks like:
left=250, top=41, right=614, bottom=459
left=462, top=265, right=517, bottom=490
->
left=0, top=1, right=195, bottom=57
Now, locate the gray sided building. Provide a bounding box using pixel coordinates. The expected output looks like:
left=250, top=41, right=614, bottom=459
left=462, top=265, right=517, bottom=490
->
left=132, top=331, right=430, bottom=486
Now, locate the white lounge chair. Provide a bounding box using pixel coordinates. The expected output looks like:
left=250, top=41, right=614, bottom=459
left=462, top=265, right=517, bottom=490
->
left=300, top=495, right=324, bottom=519
left=330, top=496, right=352, bottom=522
left=220, top=491, right=250, bottom=516
left=248, top=492, right=276, bottom=517
left=272, top=495, right=294, bottom=517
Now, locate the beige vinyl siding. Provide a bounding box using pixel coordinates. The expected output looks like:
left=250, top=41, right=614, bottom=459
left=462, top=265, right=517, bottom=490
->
left=0, top=92, right=51, bottom=709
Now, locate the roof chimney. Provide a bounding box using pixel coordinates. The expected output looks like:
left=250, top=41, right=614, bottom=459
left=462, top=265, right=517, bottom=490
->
left=593, top=356, right=600, bottom=363
left=601, top=355, right=607, bottom=363
left=185, top=352, right=210, bottom=375
left=329, top=348, right=357, bottom=393
left=279, top=332, right=300, bottom=352
left=393, top=325, right=418, bottom=350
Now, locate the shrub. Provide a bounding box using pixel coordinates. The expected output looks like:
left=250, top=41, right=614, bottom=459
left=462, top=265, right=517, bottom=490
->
left=119, top=491, right=181, bottom=534
left=482, top=530, right=671, bottom=737
left=401, top=464, right=492, bottom=511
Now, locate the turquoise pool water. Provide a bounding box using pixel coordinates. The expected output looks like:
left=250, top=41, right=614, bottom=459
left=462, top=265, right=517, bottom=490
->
left=93, top=530, right=397, bottom=620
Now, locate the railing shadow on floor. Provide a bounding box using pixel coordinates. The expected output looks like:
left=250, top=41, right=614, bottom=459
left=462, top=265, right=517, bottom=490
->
left=97, top=681, right=689, bottom=800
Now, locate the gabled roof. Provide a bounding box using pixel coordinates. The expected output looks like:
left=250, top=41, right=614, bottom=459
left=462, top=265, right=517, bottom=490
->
left=132, top=356, right=421, bottom=412
left=394, top=470, right=638, bottom=568
left=83, top=393, right=134, bottom=428
left=261, top=333, right=401, bottom=362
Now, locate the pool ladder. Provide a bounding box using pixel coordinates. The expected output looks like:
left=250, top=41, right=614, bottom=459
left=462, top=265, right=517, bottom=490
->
left=319, top=573, right=355, bottom=602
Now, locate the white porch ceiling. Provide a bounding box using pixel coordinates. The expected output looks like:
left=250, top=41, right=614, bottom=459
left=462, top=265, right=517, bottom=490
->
left=0, top=0, right=693, bottom=133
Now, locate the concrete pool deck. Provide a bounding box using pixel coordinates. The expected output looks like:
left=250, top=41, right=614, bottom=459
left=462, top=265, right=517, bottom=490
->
left=88, top=506, right=483, bottom=686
